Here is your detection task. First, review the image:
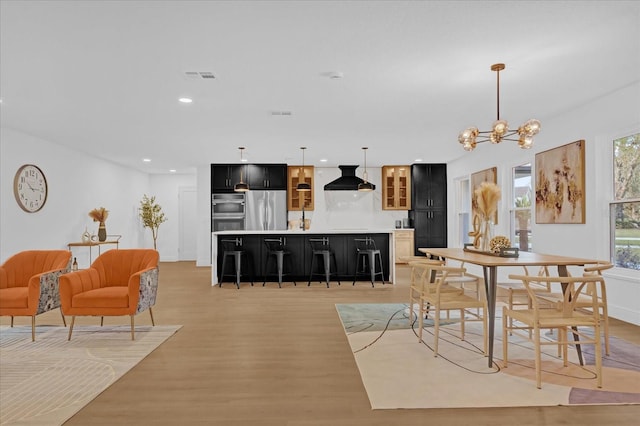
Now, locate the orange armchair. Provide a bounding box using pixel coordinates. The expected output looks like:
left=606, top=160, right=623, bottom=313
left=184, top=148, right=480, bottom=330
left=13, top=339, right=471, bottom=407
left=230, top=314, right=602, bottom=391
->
left=0, top=250, right=72, bottom=341
left=59, top=249, right=159, bottom=340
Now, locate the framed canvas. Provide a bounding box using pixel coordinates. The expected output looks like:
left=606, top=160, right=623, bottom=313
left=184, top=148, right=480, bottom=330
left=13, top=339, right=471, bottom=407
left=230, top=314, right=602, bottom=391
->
left=535, top=140, right=586, bottom=224
left=471, top=167, right=498, bottom=224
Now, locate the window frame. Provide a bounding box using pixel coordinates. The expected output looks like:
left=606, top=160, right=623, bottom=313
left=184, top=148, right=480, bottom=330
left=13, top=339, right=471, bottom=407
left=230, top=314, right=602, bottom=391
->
left=609, top=132, right=640, bottom=270
left=509, top=163, right=533, bottom=252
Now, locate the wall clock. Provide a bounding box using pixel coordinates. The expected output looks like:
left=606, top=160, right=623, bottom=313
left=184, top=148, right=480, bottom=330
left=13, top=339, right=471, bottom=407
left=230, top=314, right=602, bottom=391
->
left=13, top=164, right=48, bottom=213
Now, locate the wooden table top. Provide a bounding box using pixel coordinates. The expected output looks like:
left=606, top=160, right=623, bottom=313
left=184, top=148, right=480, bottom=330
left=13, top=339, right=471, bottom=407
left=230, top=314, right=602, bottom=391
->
left=418, top=247, right=603, bottom=267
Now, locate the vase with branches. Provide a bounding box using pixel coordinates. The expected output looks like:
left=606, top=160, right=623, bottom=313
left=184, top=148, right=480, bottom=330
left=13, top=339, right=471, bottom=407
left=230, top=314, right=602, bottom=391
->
left=88, top=207, right=109, bottom=241
left=139, top=195, right=167, bottom=250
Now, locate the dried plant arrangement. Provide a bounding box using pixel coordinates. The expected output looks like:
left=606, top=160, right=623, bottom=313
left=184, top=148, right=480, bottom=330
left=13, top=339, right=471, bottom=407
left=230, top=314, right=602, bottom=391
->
left=88, top=207, right=109, bottom=223
left=474, top=182, right=501, bottom=220
left=473, top=182, right=501, bottom=251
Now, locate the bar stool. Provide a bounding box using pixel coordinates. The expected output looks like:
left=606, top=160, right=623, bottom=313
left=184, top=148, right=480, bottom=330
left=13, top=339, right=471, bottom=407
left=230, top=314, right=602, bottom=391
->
left=308, top=237, right=340, bottom=288
left=263, top=237, right=296, bottom=288
left=352, top=237, right=385, bottom=287
left=219, top=238, right=254, bottom=289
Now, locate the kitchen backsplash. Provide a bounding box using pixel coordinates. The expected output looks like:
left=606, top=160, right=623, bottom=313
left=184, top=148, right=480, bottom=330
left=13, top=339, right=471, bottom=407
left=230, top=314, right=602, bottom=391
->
left=287, top=167, right=408, bottom=230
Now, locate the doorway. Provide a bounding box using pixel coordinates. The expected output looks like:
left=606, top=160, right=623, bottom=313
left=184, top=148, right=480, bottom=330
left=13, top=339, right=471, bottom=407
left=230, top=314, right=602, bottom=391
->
left=179, top=186, right=197, bottom=260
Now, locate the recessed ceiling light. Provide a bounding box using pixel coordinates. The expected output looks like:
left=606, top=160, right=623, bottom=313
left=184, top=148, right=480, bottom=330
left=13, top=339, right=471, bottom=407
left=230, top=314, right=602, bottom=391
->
left=169, top=169, right=177, bottom=173
left=142, top=158, right=152, bottom=163
left=414, top=158, right=423, bottom=162
left=179, top=98, right=193, bottom=103
left=320, top=158, right=328, bottom=162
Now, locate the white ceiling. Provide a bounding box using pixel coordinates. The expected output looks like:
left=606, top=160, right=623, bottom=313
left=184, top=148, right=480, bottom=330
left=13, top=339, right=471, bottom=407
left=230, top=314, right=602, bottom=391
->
left=1, top=1, right=639, bottom=174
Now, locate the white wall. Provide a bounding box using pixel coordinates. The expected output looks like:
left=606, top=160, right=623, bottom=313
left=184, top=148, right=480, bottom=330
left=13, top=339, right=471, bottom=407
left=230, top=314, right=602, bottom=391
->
left=0, top=127, right=181, bottom=267
left=447, top=81, right=640, bottom=325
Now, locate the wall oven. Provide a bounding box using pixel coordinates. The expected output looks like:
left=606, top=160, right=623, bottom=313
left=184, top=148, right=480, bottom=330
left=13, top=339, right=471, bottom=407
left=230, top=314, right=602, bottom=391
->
left=212, top=193, right=246, bottom=231
left=212, top=217, right=245, bottom=232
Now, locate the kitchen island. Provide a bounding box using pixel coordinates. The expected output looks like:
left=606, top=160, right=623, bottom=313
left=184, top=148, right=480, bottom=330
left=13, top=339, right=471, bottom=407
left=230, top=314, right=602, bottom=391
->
left=211, top=229, right=397, bottom=286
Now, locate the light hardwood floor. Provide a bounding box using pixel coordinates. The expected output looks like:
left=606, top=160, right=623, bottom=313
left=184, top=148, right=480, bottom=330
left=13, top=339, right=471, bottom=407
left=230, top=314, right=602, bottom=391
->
left=4, top=262, right=639, bottom=425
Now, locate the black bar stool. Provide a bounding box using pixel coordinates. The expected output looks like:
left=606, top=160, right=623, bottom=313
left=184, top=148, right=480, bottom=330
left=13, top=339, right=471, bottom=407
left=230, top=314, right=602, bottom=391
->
left=308, top=237, right=340, bottom=288
left=219, top=238, right=254, bottom=289
left=352, top=237, right=385, bottom=287
left=263, top=237, right=296, bottom=288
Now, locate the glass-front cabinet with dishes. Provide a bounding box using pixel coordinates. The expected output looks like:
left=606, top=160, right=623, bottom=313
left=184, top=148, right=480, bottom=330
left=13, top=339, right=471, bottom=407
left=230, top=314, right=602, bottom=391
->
left=287, top=166, right=314, bottom=211
left=382, top=165, right=411, bottom=210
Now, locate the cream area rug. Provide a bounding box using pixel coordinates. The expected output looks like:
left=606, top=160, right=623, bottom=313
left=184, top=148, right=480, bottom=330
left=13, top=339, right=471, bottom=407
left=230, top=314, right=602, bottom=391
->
left=336, top=303, right=640, bottom=410
left=0, top=324, right=181, bottom=425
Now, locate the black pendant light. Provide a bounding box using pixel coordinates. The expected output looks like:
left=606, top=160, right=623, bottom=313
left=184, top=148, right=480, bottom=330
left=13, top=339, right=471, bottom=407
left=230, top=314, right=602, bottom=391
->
left=297, top=147, right=311, bottom=192
left=234, top=147, right=249, bottom=192
left=358, top=147, right=374, bottom=192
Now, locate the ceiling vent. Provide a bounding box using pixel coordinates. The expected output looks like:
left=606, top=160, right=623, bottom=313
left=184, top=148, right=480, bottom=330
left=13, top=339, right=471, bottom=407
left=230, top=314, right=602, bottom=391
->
left=184, top=71, right=216, bottom=80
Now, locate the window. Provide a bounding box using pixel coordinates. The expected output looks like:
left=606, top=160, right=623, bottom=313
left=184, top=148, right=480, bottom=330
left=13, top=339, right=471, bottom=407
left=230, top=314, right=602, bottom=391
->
left=510, top=163, right=532, bottom=252
left=611, top=133, right=640, bottom=270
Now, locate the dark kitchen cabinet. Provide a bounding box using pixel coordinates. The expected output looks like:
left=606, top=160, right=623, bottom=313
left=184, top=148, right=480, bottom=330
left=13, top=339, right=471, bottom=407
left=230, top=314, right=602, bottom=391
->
left=246, top=164, right=287, bottom=190
left=411, top=163, right=447, bottom=254
left=412, top=164, right=447, bottom=210
left=411, top=210, right=447, bottom=249
left=211, top=164, right=247, bottom=193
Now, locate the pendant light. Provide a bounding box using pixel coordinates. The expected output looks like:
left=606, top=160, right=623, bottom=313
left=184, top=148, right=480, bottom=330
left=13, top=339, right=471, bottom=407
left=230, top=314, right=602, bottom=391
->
left=358, top=147, right=374, bottom=192
left=297, top=147, right=311, bottom=192
left=234, top=147, right=249, bottom=192
left=458, top=63, right=541, bottom=151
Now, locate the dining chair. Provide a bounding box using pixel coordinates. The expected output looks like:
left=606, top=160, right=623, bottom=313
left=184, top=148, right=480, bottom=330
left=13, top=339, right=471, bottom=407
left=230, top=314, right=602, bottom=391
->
left=497, top=266, right=552, bottom=335
left=416, top=264, right=488, bottom=358
left=407, top=258, right=446, bottom=325
left=537, top=262, right=613, bottom=354
left=502, top=273, right=604, bottom=389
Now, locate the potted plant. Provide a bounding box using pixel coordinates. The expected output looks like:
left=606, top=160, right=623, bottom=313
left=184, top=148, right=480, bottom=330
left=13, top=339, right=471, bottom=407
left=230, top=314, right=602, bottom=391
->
left=139, top=195, right=167, bottom=250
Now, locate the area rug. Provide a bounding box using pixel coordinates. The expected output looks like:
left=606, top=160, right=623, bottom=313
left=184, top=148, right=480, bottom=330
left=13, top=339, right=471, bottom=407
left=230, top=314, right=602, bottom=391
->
left=336, top=303, right=640, bottom=409
left=0, top=324, right=181, bottom=425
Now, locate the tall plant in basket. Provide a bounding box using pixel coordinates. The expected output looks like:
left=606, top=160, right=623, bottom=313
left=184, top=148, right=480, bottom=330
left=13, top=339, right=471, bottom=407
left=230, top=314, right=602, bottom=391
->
left=139, top=194, right=167, bottom=250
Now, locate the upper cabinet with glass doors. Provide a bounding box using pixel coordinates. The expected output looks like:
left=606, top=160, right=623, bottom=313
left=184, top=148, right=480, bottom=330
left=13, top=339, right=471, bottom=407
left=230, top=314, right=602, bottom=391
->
left=382, top=165, right=411, bottom=210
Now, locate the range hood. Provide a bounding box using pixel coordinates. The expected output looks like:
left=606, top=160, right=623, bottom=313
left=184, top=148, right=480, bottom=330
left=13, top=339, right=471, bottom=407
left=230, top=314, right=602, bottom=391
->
left=323, top=165, right=375, bottom=191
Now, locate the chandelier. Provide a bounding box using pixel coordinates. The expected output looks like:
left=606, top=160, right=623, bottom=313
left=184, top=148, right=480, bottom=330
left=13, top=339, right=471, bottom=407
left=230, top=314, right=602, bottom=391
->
left=458, top=63, right=541, bottom=151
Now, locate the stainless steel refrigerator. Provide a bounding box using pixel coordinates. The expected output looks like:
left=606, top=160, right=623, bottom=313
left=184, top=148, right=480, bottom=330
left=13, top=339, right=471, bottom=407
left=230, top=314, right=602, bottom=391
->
left=245, top=191, right=288, bottom=231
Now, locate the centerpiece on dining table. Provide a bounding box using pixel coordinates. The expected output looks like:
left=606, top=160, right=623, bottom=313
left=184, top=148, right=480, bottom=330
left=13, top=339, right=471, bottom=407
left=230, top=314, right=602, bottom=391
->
left=467, top=182, right=518, bottom=257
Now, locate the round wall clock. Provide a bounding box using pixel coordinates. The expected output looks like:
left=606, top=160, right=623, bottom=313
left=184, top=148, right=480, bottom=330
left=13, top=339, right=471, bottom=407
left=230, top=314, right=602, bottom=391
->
left=13, top=164, right=48, bottom=213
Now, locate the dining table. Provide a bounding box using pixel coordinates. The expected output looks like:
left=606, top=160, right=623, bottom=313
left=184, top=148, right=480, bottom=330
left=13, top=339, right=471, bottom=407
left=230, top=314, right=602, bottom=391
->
left=418, top=247, right=602, bottom=367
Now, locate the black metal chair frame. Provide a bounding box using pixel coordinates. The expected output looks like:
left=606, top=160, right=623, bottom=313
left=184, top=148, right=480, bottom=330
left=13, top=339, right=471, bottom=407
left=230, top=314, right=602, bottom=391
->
left=308, top=237, right=340, bottom=288
left=263, top=237, right=296, bottom=288
left=352, top=237, right=385, bottom=287
left=219, top=238, right=254, bottom=289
